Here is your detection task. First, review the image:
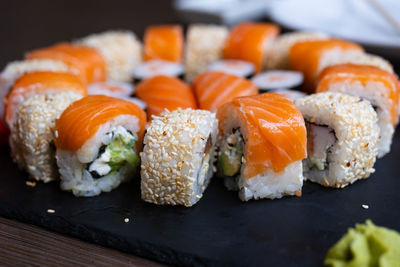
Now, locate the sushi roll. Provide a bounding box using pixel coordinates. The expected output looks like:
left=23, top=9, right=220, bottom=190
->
left=11, top=93, right=82, bottom=182
left=75, top=30, right=142, bottom=82
left=207, top=59, right=255, bottom=78
left=266, top=31, right=330, bottom=70
left=8, top=72, right=87, bottom=182
left=132, top=59, right=184, bottom=82
left=135, top=75, right=197, bottom=118
left=316, top=64, right=399, bottom=158
left=0, top=59, right=78, bottom=144
left=251, top=70, right=303, bottom=91
left=88, top=81, right=134, bottom=98
left=141, top=108, right=218, bottom=206
left=4, top=72, right=87, bottom=129
left=55, top=95, right=146, bottom=197
left=289, top=39, right=364, bottom=92
left=216, top=93, right=307, bottom=201
left=295, top=92, right=379, bottom=188
left=192, top=71, right=258, bottom=112
left=223, top=22, right=280, bottom=73
left=272, top=89, right=307, bottom=102
left=322, top=53, right=394, bottom=74
left=184, top=24, right=229, bottom=83
left=26, top=43, right=106, bottom=84
left=143, top=25, right=183, bottom=62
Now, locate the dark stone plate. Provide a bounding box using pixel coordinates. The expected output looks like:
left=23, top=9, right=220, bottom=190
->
left=0, top=132, right=399, bottom=267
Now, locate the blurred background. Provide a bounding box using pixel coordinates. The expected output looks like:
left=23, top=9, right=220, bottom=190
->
left=1, top=0, right=399, bottom=70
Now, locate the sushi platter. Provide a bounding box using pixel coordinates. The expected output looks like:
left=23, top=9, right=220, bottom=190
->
left=0, top=21, right=400, bottom=266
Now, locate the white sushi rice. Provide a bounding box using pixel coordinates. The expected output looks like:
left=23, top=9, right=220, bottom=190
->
left=237, top=161, right=303, bottom=201
left=207, top=59, right=255, bottom=77
left=266, top=32, right=330, bottom=70
left=323, top=80, right=397, bottom=158
left=184, top=24, right=229, bottom=83
left=295, top=92, right=379, bottom=188
left=132, top=59, right=184, bottom=80
left=141, top=108, right=218, bottom=207
left=56, top=114, right=141, bottom=196
left=76, top=31, right=142, bottom=82
left=11, top=92, right=81, bottom=182
left=218, top=105, right=304, bottom=201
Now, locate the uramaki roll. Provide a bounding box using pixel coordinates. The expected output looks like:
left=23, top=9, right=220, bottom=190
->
left=316, top=64, right=399, bottom=158
left=55, top=95, right=146, bottom=197
left=216, top=93, right=307, bottom=201
left=26, top=43, right=106, bottom=84
left=141, top=108, right=218, bottom=207
left=289, top=39, right=364, bottom=92
left=184, top=24, right=229, bottom=83
left=75, top=31, right=142, bottom=82
left=223, top=22, right=280, bottom=73
left=295, top=92, right=379, bottom=188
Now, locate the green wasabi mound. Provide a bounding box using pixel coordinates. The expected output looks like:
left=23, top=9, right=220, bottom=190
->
left=325, top=220, right=400, bottom=267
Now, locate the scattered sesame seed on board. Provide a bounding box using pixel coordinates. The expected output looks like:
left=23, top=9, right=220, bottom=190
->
left=25, top=181, right=37, bottom=187
left=362, top=204, right=369, bottom=209
left=47, top=209, right=55, bottom=214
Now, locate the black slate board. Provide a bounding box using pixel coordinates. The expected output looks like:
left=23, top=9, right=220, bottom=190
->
left=1, top=133, right=400, bottom=267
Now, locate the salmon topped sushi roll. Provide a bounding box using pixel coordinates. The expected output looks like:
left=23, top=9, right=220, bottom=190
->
left=223, top=22, right=280, bottom=73
left=289, top=39, right=364, bottom=92
left=316, top=64, right=399, bottom=158
left=5, top=71, right=87, bottom=129
left=9, top=72, right=87, bottom=182
left=217, top=93, right=307, bottom=201
left=266, top=31, right=330, bottom=70
left=143, top=25, right=183, bottom=62
left=55, top=95, right=146, bottom=196
left=26, top=43, right=106, bottom=84
left=193, top=71, right=258, bottom=112
left=136, top=75, right=197, bottom=118
left=75, top=30, right=142, bottom=82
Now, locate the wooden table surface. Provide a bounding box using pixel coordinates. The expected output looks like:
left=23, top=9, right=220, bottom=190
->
left=1, top=1, right=400, bottom=266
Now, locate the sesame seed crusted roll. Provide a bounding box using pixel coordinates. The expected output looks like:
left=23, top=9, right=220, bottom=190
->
left=76, top=31, right=142, bottom=82
left=141, top=108, right=218, bottom=207
left=295, top=92, right=379, bottom=188
left=266, top=31, right=330, bottom=70
left=0, top=59, right=78, bottom=124
left=184, top=24, right=229, bottom=83
left=10, top=92, right=82, bottom=182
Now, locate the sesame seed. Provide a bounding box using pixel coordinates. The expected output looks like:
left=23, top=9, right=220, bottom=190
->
left=124, top=218, right=130, bottom=223
left=26, top=181, right=37, bottom=187
left=362, top=204, right=369, bottom=209
left=47, top=209, right=55, bottom=214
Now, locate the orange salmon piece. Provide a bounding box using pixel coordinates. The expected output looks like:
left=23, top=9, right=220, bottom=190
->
left=217, top=93, right=307, bottom=177
left=143, top=25, right=183, bottom=62
left=5, top=71, right=87, bottom=128
left=26, top=43, right=106, bottom=84
left=193, top=71, right=258, bottom=112
left=289, top=39, right=364, bottom=92
left=223, top=22, right=280, bottom=73
left=317, top=64, right=399, bottom=125
left=136, top=75, right=197, bottom=118
left=55, top=95, right=146, bottom=151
